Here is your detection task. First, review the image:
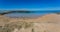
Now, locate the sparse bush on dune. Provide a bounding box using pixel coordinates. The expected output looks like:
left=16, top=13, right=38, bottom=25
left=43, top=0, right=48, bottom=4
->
left=1, top=21, right=33, bottom=32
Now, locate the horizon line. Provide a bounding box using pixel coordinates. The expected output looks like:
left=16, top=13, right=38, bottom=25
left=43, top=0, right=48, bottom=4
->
left=0, top=8, right=60, bottom=11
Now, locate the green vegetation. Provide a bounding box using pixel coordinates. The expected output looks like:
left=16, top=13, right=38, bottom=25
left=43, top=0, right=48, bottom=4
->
left=55, top=12, right=60, bottom=14
left=0, top=11, right=31, bottom=15
left=32, top=28, right=34, bottom=32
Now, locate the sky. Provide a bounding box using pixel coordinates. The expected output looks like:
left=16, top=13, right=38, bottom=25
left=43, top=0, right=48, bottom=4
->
left=0, top=0, right=60, bottom=10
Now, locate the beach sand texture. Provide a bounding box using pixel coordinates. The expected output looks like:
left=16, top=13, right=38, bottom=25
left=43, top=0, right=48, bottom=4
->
left=0, top=14, right=60, bottom=32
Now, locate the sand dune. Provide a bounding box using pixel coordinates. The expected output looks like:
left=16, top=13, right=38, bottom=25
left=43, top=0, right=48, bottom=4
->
left=0, top=14, right=60, bottom=32
left=0, top=14, right=60, bottom=26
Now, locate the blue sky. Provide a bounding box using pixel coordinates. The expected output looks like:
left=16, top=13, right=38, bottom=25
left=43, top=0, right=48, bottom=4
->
left=0, top=0, right=60, bottom=10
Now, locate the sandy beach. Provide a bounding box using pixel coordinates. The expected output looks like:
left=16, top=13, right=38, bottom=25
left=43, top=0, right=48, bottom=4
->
left=0, top=14, right=60, bottom=32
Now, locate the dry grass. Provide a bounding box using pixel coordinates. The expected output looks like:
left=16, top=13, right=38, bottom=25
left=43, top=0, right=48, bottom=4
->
left=0, top=21, right=33, bottom=32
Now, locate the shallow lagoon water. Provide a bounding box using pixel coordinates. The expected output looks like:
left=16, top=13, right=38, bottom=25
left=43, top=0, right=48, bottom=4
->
left=4, top=13, right=50, bottom=18
left=3, top=11, right=59, bottom=18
